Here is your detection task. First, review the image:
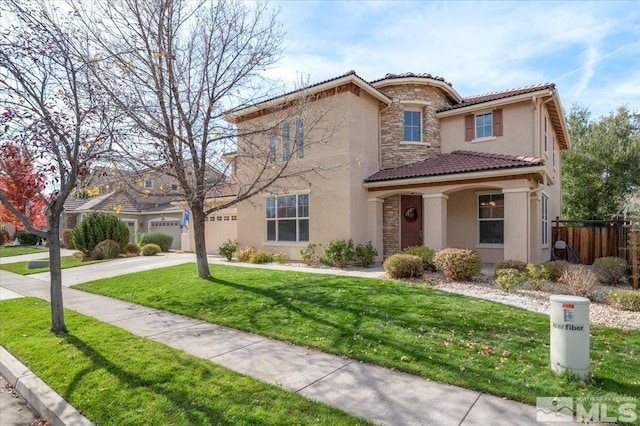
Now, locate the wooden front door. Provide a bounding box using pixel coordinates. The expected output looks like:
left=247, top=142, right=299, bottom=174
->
left=401, top=195, right=423, bottom=249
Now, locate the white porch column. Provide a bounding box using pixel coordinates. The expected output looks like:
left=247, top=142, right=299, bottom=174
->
left=503, top=188, right=530, bottom=263
left=368, top=198, right=384, bottom=261
left=423, top=193, right=448, bottom=250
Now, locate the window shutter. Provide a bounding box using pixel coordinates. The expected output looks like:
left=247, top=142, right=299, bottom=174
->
left=464, top=114, right=474, bottom=141
left=493, top=109, right=503, bottom=136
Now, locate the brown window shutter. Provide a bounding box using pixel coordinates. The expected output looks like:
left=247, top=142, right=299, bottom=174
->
left=464, top=114, right=474, bottom=141
left=493, top=108, right=503, bottom=136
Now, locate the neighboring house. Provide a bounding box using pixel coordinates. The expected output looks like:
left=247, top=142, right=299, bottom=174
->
left=224, top=71, right=570, bottom=264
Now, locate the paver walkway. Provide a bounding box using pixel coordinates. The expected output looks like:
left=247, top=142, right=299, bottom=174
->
left=0, top=252, right=555, bottom=425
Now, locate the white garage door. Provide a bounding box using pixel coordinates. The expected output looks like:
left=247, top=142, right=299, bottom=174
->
left=149, top=219, right=181, bottom=250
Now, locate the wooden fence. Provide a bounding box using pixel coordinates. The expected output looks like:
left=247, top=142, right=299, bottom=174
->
left=551, top=217, right=629, bottom=265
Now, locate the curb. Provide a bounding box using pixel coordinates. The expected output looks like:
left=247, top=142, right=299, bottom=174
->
left=0, top=346, right=94, bottom=426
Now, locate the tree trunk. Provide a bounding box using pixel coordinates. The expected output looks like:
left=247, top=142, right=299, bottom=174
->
left=47, top=217, right=67, bottom=335
left=191, top=201, right=210, bottom=279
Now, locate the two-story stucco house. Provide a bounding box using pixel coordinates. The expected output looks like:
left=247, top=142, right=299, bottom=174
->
left=224, top=71, right=570, bottom=264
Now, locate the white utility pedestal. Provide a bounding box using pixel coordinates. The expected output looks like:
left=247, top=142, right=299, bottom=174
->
left=550, top=295, right=590, bottom=380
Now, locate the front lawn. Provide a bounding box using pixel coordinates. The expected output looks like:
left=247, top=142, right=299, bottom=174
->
left=0, top=246, right=48, bottom=258
left=74, top=264, right=640, bottom=418
left=0, top=298, right=370, bottom=425
left=0, top=256, right=107, bottom=275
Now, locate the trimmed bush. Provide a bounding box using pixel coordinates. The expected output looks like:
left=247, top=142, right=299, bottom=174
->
left=218, top=239, right=239, bottom=261
left=592, top=256, right=627, bottom=285
left=496, top=268, right=528, bottom=292
left=141, top=243, right=161, bottom=256
left=273, top=253, right=289, bottom=264
left=139, top=231, right=173, bottom=252
left=494, top=259, right=527, bottom=275
left=356, top=241, right=378, bottom=267
left=71, top=212, right=129, bottom=255
left=62, top=228, right=74, bottom=249
left=125, top=243, right=141, bottom=256
left=434, top=248, right=483, bottom=281
left=237, top=246, right=257, bottom=262
left=542, top=260, right=570, bottom=282
left=299, top=243, right=318, bottom=265
left=384, top=254, right=424, bottom=279
left=609, top=289, right=640, bottom=312
left=321, top=238, right=355, bottom=268
left=560, top=266, right=598, bottom=300
left=72, top=251, right=86, bottom=261
left=91, top=239, right=121, bottom=260
left=0, top=228, right=9, bottom=245
left=16, top=232, right=38, bottom=246
left=402, top=246, right=435, bottom=271
left=249, top=250, right=272, bottom=264
left=526, top=264, right=550, bottom=291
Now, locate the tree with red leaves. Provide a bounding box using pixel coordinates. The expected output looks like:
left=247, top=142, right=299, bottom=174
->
left=0, top=142, right=47, bottom=231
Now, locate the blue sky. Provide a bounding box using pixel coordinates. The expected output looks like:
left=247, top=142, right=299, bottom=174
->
left=267, top=0, right=640, bottom=120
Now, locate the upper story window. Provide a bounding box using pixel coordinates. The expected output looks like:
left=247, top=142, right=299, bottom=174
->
left=143, top=179, right=153, bottom=189
left=282, top=122, right=291, bottom=161
left=544, top=116, right=548, bottom=152
left=465, top=109, right=503, bottom=141
left=403, top=110, right=422, bottom=142
left=295, top=119, right=304, bottom=158
left=478, top=193, right=504, bottom=244
left=269, top=130, right=277, bottom=164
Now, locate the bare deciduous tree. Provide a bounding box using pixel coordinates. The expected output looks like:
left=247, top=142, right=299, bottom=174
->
left=79, top=0, right=341, bottom=278
left=0, top=0, right=120, bottom=333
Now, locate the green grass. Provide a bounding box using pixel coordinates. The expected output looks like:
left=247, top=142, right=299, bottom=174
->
left=0, top=256, right=107, bottom=275
left=74, top=263, right=640, bottom=420
left=0, top=298, right=370, bottom=426
left=0, top=246, right=47, bottom=257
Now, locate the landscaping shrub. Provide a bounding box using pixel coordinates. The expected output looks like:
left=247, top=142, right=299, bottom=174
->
left=321, top=238, right=355, bottom=268
left=273, top=253, right=289, bottom=264
left=0, top=228, right=9, bottom=245
left=72, top=251, right=86, bottom=261
left=356, top=241, right=378, bottom=267
left=609, top=289, right=640, bottom=312
left=559, top=266, right=598, bottom=300
left=62, top=228, right=74, bottom=249
left=542, top=260, right=570, bottom=281
left=16, top=232, right=38, bottom=246
left=249, top=250, right=272, bottom=264
left=526, top=264, right=550, bottom=291
left=433, top=248, right=482, bottom=281
left=496, top=268, right=528, bottom=292
left=384, top=254, right=423, bottom=279
left=124, top=243, right=141, bottom=256
left=139, top=231, right=173, bottom=252
left=494, top=259, right=527, bottom=275
left=592, top=256, right=628, bottom=285
left=71, top=212, right=129, bottom=255
left=91, top=239, right=121, bottom=260
left=218, top=239, right=239, bottom=261
left=402, top=246, right=435, bottom=271
left=237, top=246, right=257, bottom=262
left=299, top=243, right=318, bottom=265
left=141, top=243, right=161, bottom=256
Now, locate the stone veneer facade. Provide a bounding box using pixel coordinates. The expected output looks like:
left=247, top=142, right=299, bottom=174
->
left=377, top=83, right=453, bottom=170
left=382, top=195, right=400, bottom=257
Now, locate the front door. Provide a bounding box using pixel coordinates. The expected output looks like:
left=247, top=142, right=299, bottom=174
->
left=401, top=195, right=423, bottom=249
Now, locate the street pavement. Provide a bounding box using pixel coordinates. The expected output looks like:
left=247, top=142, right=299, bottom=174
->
left=0, top=250, right=559, bottom=425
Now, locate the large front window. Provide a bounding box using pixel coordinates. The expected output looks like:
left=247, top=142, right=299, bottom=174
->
left=478, top=193, right=504, bottom=244
left=266, top=194, right=309, bottom=242
left=403, top=110, right=421, bottom=142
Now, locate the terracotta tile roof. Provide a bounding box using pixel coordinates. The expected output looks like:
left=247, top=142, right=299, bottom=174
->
left=364, top=151, right=544, bottom=183
left=438, top=83, right=556, bottom=112
left=370, top=72, right=454, bottom=87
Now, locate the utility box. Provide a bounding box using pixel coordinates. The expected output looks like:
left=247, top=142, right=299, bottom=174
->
left=550, top=295, right=590, bottom=380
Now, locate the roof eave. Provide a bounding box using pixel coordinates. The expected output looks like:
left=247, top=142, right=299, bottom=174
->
left=436, top=89, right=554, bottom=118
left=363, top=165, right=548, bottom=189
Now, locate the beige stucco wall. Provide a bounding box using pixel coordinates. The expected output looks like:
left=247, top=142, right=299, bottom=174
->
left=439, top=101, right=535, bottom=157
left=236, top=88, right=382, bottom=260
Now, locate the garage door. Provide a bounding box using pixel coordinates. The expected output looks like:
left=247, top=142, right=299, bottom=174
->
left=149, top=219, right=181, bottom=250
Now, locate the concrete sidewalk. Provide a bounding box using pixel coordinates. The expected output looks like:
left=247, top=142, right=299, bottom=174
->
left=0, top=253, right=552, bottom=425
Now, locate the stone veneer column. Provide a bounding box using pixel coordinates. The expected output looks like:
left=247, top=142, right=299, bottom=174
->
left=382, top=195, right=400, bottom=257
left=423, top=194, right=448, bottom=250
left=368, top=198, right=384, bottom=262
left=503, top=188, right=531, bottom=263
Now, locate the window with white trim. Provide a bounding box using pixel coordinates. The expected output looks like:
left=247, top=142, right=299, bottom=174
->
left=544, top=116, right=548, bottom=152
left=403, top=110, right=421, bottom=142
left=541, top=194, right=549, bottom=246
left=269, top=130, right=277, bottom=164
left=266, top=194, right=309, bottom=242
left=295, top=119, right=304, bottom=158
left=475, top=113, right=493, bottom=139
left=478, top=193, right=504, bottom=244
left=282, top=122, right=290, bottom=161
